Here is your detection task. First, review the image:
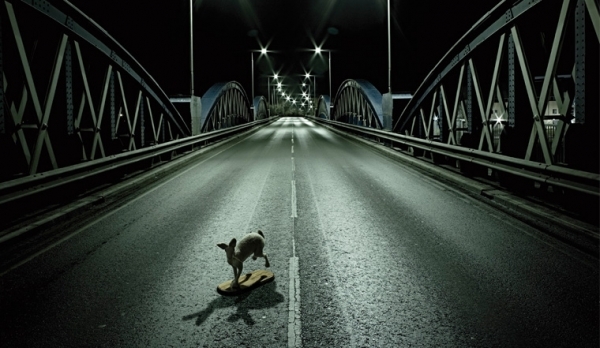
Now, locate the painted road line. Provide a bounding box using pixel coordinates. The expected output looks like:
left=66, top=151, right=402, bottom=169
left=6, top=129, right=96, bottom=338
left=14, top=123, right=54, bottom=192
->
left=288, top=119, right=301, bottom=348
left=288, top=255, right=301, bottom=348
left=291, top=180, right=297, bottom=218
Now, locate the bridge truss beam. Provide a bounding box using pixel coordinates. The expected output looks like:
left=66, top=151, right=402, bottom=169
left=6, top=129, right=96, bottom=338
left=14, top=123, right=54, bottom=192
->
left=0, top=0, right=190, bottom=182
left=394, top=0, right=599, bottom=174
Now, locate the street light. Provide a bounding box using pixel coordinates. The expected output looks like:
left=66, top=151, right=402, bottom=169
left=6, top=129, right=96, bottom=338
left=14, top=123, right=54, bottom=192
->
left=267, top=73, right=282, bottom=106
left=251, top=48, right=268, bottom=102
left=387, top=0, right=391, bottom=94
left=314, top=45, right=332, bottom=99
left=189, top=0, right=194, bottom=96
left=305, top=72, right=316, bottom=102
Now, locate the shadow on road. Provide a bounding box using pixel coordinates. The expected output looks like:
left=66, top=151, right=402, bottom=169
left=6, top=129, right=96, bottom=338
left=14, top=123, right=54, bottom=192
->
left=182, top=281, right=284, bottom=326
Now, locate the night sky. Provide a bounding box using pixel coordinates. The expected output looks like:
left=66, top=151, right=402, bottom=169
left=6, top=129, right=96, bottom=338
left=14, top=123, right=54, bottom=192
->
left=67, top=0, right=499, bottom=99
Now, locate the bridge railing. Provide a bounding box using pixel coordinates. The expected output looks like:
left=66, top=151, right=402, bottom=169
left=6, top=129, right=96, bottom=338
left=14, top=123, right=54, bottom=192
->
left=309, top=0, right=599, bottom=219
left=312, top=117, right=599, bottom=199
left=0, top=0, right=190, bottom=183
left=393, top=0, right=599, bottom=175
left=0, top=117, right=277, bottom=237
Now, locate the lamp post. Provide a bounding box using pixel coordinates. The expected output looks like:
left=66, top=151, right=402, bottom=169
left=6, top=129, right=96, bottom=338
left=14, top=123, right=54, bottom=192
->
left=277, top=82, right=282, bottom=107
left=305, top=73, right=315, bottom=102
left=387, top=0, right=391, bottom=95
left=315, top=46, right=332, bottom=99
left=251, top=48, right=268, bottom=102
left=189, top=0, right=194, bottom=96
left=267, top=73, right=278, bottom=106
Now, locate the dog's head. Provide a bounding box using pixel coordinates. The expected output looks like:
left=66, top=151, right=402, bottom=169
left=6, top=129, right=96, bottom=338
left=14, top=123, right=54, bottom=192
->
left=217, top=238, right=236, bottom=264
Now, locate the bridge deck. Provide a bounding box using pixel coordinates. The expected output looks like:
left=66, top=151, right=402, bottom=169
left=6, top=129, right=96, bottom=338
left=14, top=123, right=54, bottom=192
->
left=0, top=117, right=597, bottom=347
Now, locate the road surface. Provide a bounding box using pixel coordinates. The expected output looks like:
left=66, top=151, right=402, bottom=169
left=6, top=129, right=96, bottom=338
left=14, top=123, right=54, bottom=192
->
left=1, top=117, right=597, bottom=347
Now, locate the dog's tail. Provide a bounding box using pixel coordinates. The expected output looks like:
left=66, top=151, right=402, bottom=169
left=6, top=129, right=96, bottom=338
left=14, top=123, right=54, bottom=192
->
left=257, top=230, right=265, bottom=239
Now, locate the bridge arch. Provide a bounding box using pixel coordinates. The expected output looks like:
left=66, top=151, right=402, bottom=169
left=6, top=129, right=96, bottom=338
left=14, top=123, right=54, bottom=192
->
left=315, top=95, right=331, bottom=119
left=200, top=82, right=252, bottom=133
left=253, top=96, right=269, bottom=121
left=332, top=79, right=383, bottom=129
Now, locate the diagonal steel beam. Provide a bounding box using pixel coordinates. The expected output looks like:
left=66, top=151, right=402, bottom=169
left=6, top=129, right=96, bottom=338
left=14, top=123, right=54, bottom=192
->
left=511, top=25, right=553, bottom=164
left=30, top=34, right=68, bottom=174
left=468, top=59, right=494, bottom=151
left=584, top=0, right=600, bottom=41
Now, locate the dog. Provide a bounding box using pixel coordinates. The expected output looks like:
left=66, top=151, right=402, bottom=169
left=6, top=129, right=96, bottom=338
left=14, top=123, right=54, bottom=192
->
left=217, top=230, right=270, bottom=289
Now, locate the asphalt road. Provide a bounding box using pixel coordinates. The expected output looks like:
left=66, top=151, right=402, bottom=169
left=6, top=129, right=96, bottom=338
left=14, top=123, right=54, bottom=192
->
left=0, top=117, right=598, bottom=347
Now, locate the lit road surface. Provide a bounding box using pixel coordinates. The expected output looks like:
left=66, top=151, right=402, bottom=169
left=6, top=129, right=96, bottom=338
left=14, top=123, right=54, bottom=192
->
left=0, top=117, right=597, bottom=347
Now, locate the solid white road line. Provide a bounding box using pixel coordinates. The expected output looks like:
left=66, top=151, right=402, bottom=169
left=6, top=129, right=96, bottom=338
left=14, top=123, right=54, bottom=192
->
left=288, top=121, right=301, bottom=348
left=288, top=255, right=301, bottom=348
left=291, top=180, right=297, bottom=218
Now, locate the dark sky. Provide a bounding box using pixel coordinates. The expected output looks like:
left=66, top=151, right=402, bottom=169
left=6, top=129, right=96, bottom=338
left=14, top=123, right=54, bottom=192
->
left=67, top=0, right=498, bottom=99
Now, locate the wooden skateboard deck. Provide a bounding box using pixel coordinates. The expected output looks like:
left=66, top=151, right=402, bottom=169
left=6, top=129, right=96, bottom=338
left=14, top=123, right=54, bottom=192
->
left=217, top=269, right=274, bottom=296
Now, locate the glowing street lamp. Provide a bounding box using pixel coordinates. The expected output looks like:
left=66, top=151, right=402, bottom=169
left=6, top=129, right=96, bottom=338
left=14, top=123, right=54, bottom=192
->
left=314, top=45, right=332, bottom=99
left=267, top=73, right=279, bottom=105
left=251, top=47, right=269, bottom=102
left=305, top=72, right=316, bottom=101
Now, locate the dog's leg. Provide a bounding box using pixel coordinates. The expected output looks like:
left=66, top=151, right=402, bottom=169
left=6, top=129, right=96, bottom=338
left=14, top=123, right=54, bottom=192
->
left=231, top=265, right=240, bottom=289
left=231, top=263, right=243, bottom=288
left=254, top=246, right=270, bottom=268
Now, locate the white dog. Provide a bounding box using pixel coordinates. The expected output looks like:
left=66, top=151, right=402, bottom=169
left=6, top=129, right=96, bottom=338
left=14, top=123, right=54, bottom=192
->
left=217, top=230, right=270, bottom=289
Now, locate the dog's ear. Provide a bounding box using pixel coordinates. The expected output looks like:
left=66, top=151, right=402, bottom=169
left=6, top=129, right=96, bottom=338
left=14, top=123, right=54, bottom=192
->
left=217, top=243, right=228, bottom=250
left=229, top=238, right=237, bottom=248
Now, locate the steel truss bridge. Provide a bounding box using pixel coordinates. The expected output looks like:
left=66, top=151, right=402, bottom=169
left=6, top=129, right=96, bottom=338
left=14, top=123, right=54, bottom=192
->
left=0, top=0, right=598, bottom=224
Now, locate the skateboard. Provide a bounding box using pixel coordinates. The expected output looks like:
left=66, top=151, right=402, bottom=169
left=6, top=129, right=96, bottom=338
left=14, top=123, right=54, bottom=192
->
left=217, top=269, right=275, bottom=296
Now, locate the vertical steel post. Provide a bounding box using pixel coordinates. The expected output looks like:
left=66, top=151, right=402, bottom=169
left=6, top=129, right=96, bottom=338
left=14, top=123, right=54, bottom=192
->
left=140, top=95, right=145, bottom=147
left=439, top=91, right=444, bottom=142
left=110, top=71, right=116, bottom=139
left=467, top=68, right=473, bottom=133
left=0, top=12, right=4, bottom=135
left=65, top=40, right=74, bottom=135
left=508, top=34, right=515, bottom=128
left=575, top=0, right=585, bottom=124
left=329, top=51, right=332, bottom=98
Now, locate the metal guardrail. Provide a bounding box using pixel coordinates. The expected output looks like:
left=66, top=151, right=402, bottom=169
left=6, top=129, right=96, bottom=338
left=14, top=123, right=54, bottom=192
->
left=0, top=118, right=276, bottom=216
left=312, top=117, right=599, bottom=197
